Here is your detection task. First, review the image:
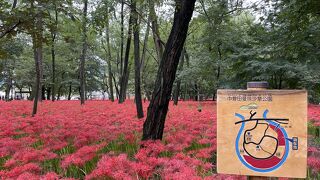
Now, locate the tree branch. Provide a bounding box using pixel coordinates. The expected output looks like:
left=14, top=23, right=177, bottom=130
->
left=12, top=0, right=18, bottom=9
left=0, top=20, right=21, bottom=39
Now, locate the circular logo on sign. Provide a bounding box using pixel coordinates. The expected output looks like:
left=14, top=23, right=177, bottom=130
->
left=234, top=109, right=293, bottom=172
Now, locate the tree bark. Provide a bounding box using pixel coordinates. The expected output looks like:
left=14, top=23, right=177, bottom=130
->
left=79, top=0, right=88, bottom=105
left=132, top=0, right=144, bottom=118
left=149, top=0, right=163, bottom=62
left=112, top=74, right=120, bottom=99
left=32, top=42, right=41, bottom=116
left=120, top=0, right=124, bottom=76
left=194, top=83, right=199, bottom=101
left=5, top=88, right=10, bottom=101
left=57, top=85, right=63, bottom=100
left=4, top=60, right=13, bottom=101
left=5, top=82, right=11, bottom=101
left=142, top=0, right=196, bottom=140
left=41, top=85, right=46, bottom=100
left=119, top=6, right=133, bottom=103
left=51, top=4, right=58, bottom=101
left=140, top=13, right=150, bottom=75
left=105, top=6, right=114, bottom=102
left=47, top=87, right=51, bottom=100
left=140, top=16, right=151, bottom=103
left=32, top=7, right=43, bottom=116
left=68, top=83, right=72, bottom=100
left=184, top=48, right=190, bottom=100
left=51, top=37, right=56, bottom=101
left=173, top=48, right=185, bottom=105
left=149, top=0, right=164, bottom=62
left=183, top=83, right=187, bottom=100
left=278, top=71, right=283, bottom=89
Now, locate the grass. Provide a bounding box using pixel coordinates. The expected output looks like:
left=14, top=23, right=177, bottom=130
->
left=31, top=140, right=44, bottom=149
left=98, top=135, right=139, bottom=159
left=308, top=121, right=317, bottom=136
left=307, top=167, right=320, bottom=180
left=12, top=133, right=28, bottom=139
left=308, top=121, right=320, bottom=146
left=41, top=158, right=62, bottom=174
left=12, top=129, right=29, bottom=139
left=158, top=151, right=174, bottom=158
left=38, top=135, right=139, bottom=179
left=55, top=144, right=76, bottom=155
left=0, top=156, right=10, bottom=170
left=184, top=141, right=211, bottom=153
left=307, top=122, right=320, bottom=179
left=40, top=144, right=76, bottom=177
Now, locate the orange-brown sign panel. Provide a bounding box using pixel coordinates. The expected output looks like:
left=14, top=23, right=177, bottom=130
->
left=217, top=90, right=307, bottom=178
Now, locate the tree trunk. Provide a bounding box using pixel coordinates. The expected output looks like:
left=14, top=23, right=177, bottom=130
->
left=32, top=8, right=43, bottom=116
left=133, top=0, right=144, bottom=118
left=274, top=72, right=278, bottom=89
left=5, top=85, right=11, bottom=101
left=68, top=83, right=72, bottom=100
left=173, top=48, right=185, bottom=105
left=142, top=0, right=196, bottom=140
left=183, top=83, right=187, bottom=100
left=51, top=38, right=56, bottom=101
left=113, top=1, right=123, bottom=101
left=119, top=6, right=133, bottom=103
left=28, top=87, right=33, bottom=100
left=4, top=61, right=12, bottom=101
left=112, top=74, right=120, bottom=99
left=141, top=13, right=150, bottom=75
left=194, top=83, right=199, bottom=101
left=19, top=88, right=22, bottom=99
left=120, top=0, right=124, bottom=76
left=32, top=43, right=41, bottom=116
left=184, top=48, right=191, bottom=101
left=57, top=85, right=62, bottom=100
left=215, top=44, right=222, bottom=99
left=149, top=0, right=164, bottom=62
left=47, top=87, right=51, bottom=100
left=41, top=85, right=46, bottom=100
left=105, top=6, right=114, bottom=102
left=79, top=0, right=88, bottom=105
left=140, top=16, right=150, bottom=103
left=51, top=5, right=58, bottom=101
left=278, top=71, right=283, bottom=89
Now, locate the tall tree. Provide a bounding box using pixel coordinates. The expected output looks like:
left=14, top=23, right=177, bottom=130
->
left=119, top=4, right=133, bottom=103
left=142, top=0, right=196, bottom=140
left=173, top=47, right=185, bottom=105
left=140, top=13, right=150, bottom=75
left=51, top=3, right=58, bottom=101
left=132, top=0, right=144, bottom=118
left=149, top=0, right=164, bottom=62
left=32, top=4, right=44, bottom=116
left=79, top=0, right=88, bottom=105
left=120, top=0, right=124, bottom=76
left=3, top=59, right=15, bottom=101
left=105, top=4, right=114, bottom=102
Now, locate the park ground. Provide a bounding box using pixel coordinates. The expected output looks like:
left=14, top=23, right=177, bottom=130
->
left=0, top=100, right=319, bottom=179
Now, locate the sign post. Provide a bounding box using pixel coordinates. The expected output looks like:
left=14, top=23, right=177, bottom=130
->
left=217, top=82, right=307, bottom=178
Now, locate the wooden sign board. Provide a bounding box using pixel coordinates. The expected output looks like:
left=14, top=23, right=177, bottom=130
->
left=217, top=90, right=307, bottom=178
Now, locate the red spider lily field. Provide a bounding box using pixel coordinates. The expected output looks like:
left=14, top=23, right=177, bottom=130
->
left=0, top=100, right=319, bottom=179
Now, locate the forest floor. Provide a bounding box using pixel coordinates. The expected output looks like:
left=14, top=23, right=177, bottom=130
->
left=0, top=100, right=319, bottom=179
